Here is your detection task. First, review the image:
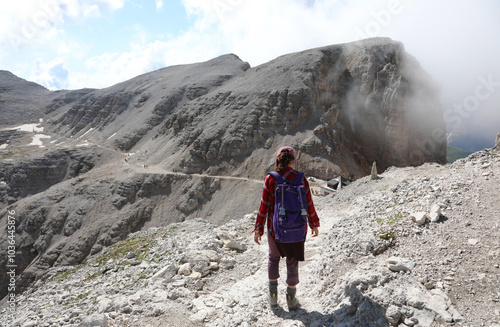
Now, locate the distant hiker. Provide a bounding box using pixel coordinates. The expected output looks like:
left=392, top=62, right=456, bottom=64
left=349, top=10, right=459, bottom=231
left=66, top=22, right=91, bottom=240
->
left=253, top=146, right=320, bottom=311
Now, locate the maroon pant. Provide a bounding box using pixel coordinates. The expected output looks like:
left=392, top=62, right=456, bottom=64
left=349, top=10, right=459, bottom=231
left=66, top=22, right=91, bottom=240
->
left=267, top=230, right=299, bottom=286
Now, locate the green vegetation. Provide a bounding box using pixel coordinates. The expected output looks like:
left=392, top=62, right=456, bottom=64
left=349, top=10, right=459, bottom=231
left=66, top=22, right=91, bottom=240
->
left=0, top=150, right=18, bottom=159
left=64, top=291, right=92, bottom=305
left=49, top=264, right=85, bottom=281
left=168, top=226, right=179, bottom=232
left=379, top=230, right=396, bottom=240
left=93, top=236, right=152, bottom=267
left=447, top=145, right=472, bottom=163
left=49, top=228, right=171, bottom=285
left=85, top=272, right=100, bottom=281
left=376, top=212, right=403, bottom=241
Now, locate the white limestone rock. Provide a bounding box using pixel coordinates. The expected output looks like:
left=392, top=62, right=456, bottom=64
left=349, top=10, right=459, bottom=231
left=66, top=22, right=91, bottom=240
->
left=386, top=257, right=416, bottom=272
left=429, top=204, right=442, bottom=222
left=178, top=263, right=191, bottom=276
left=78, top=314, right=108, bottom=327
left=411, top=212, right=429, bottom=225
left=225, top=241, right=247, bottom=252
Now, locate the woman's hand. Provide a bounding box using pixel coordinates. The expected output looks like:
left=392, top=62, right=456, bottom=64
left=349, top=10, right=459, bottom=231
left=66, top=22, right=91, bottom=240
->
left=311, top=227, right=319, bottom=237
left=254, top=231, right=262, bottom=245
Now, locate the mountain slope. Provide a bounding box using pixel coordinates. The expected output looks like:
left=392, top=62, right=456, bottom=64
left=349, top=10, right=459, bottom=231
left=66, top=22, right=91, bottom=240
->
left=0, top=71, right=53, bottom=125
left=447, top=145, right=472, bottom=163
left=2, top=146, right=498, bottom=327
left=46, top=37, right=447, bottom=179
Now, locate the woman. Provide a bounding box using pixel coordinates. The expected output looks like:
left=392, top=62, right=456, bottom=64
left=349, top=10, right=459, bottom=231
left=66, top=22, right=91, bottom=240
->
left=253, top=146, right=320, bottom=310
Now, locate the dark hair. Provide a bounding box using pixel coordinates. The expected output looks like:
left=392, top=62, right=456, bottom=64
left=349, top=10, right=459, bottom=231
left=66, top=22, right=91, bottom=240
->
left=275, top=151, right=295, bottom=173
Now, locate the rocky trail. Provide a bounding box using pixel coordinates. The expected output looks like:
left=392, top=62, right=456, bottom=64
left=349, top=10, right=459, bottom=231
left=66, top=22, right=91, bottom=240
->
left=127, top=162, right=263, bottom=185
left=2, top=144, right=499, bottom=327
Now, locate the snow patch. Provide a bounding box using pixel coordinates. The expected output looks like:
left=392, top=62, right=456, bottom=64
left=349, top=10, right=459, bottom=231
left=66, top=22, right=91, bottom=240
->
left=8, top=123, right=44, bottom=133
left=30, top=134, right=51, bottom=146
left=79, top=128, right=94, bottom=139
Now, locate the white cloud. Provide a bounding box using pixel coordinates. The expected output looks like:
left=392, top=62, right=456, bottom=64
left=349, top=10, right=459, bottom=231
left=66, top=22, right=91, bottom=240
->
left=156, top=0, right=164, bottom=11
left=75, top=29, right=223, bottom=88
left=0, top=0, right=124, bottom=53
left=30, top=58, right=70, bottom=90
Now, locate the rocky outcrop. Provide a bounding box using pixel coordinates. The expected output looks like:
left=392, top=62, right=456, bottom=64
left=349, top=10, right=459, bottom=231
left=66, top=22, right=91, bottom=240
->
left=0, top=148, right=100, bottom=204
left=152, top=38, right=447, bottom=178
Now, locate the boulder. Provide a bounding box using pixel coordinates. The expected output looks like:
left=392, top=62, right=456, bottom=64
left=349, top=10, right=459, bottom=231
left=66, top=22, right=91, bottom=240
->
left=386, top=257, right=416, bottom=272
left=411, top=212, right=429, bottom=225
left=429, top=204, right=442, bottom=222
left=78, top=314, right=108, bottom=327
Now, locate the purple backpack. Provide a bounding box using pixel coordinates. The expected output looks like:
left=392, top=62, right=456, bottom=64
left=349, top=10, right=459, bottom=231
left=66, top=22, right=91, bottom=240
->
left=268, top=171, right=308, bottom=243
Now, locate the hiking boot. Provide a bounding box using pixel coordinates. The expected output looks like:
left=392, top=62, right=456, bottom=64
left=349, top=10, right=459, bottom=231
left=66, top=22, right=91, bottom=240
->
left=286, top=293, right=300, bottom=310
left=286, top=287, right=300, bottom=311
left=268, top=281, right=278, bottom=307
left=268, top=291, right=278, bottom=307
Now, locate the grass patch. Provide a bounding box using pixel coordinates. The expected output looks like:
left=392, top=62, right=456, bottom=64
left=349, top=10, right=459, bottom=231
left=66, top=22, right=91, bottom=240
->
left=84, top=271, right=100, bottom=281
left=447, top=145, right=472, bottom=163
left=93, top=236, right=152, bottom=267
left=0, top=150, right=18, bottom=159
left=50, top=264, right=85, bottom=281
left=379, top=230, right=396, bottom=240
left=168, top=225, right=179, bottom=233
left=376, top=212, right=403, bottom=241
left=64, top=291, right=92, bottom=305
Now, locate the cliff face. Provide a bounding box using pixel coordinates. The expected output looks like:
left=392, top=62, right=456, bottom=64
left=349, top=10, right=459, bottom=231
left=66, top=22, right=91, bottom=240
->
left=0, top=38, right=447, bottom=299
left=0, top=148, right=98, bottom=204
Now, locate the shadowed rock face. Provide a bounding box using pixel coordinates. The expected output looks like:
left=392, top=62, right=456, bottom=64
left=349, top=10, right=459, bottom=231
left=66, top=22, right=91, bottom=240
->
left=0, top=148, right=98, bottom=204
left=0, top=38, right=447, bottom=299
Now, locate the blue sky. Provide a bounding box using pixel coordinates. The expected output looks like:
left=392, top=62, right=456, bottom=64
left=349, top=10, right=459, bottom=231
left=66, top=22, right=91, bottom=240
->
left=0, top=0, right=499, bottom=146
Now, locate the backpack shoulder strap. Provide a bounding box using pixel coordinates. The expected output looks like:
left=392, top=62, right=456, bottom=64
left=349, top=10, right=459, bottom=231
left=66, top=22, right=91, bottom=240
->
left=293, top=171, right=305, bottom=186
left=268, top=171, right=284, bottom=184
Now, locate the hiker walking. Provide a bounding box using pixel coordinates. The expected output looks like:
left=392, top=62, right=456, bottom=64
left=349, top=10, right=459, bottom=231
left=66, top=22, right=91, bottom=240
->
left=253, top=146, right=320, bottom=310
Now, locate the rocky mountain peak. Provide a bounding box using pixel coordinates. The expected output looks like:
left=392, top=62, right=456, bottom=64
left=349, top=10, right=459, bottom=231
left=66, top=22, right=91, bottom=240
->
left=0, top=71, right=53, bottom=125
left=0, top=70, right=48, bottom=92
left=44, top=37, right=446, bottom=181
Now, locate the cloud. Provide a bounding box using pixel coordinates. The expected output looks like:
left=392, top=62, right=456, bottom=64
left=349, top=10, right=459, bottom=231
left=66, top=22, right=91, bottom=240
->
left=76, top=30, right=224, bottom=88
left=30, top=58, right=70, bottom=90
left=0, top=0, right=124, bottom=53
left=156, top=0, right=164, bottom=11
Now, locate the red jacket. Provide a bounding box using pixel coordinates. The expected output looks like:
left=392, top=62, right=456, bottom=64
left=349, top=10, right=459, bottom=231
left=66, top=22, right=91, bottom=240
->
left=254, top=167, right=320, bottom=237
